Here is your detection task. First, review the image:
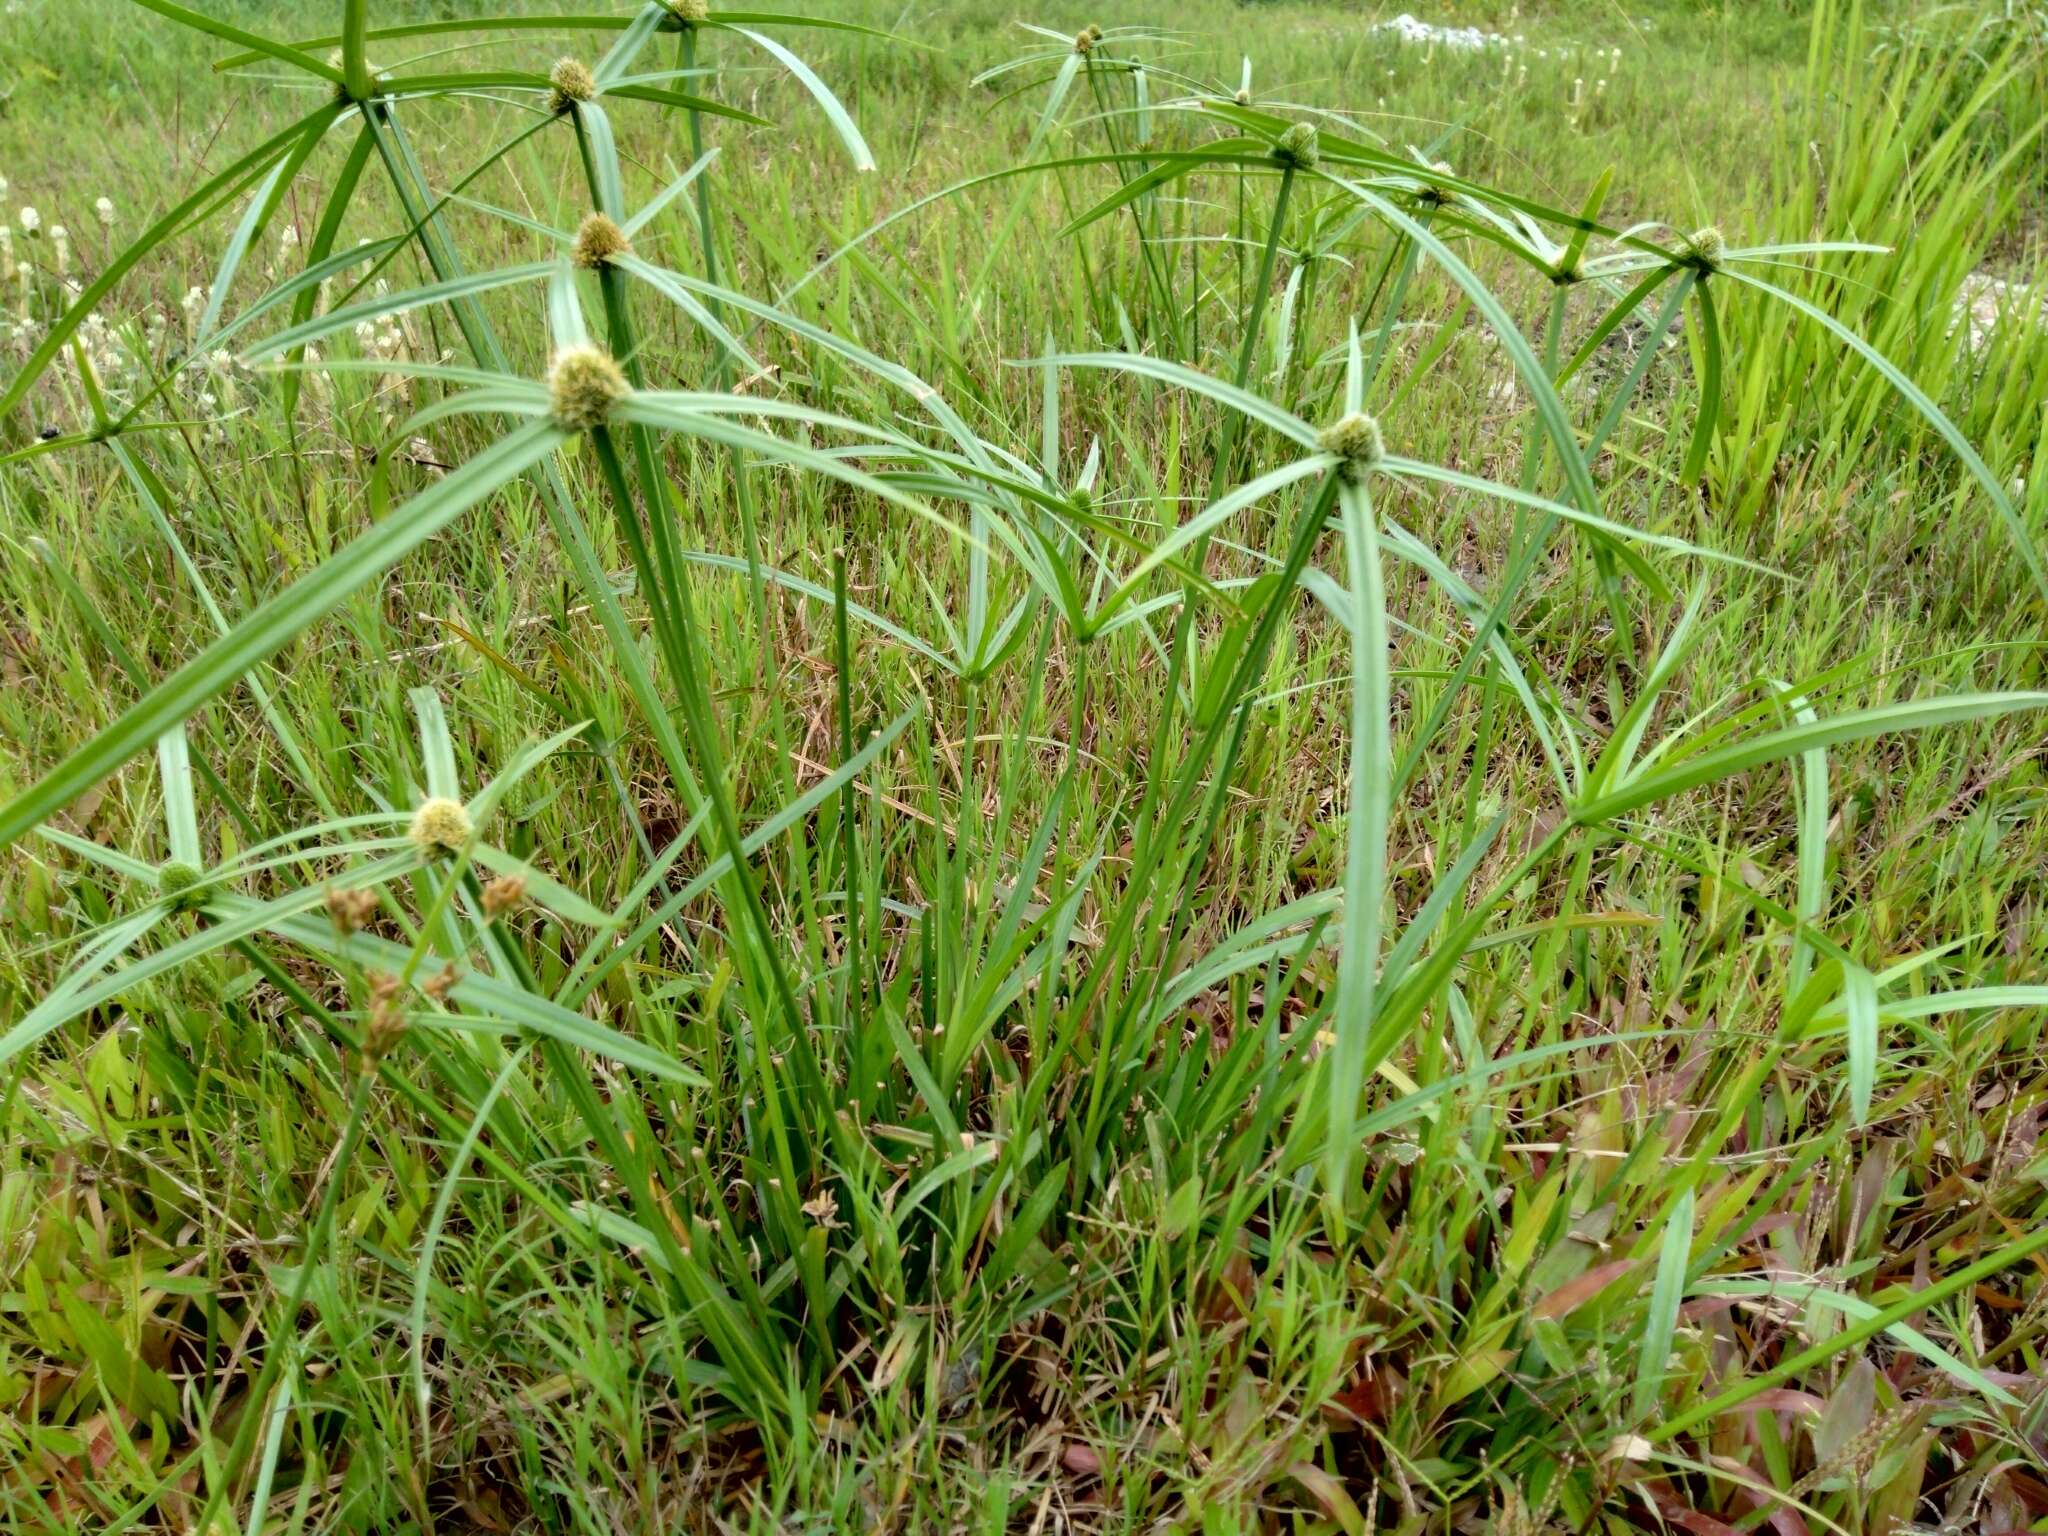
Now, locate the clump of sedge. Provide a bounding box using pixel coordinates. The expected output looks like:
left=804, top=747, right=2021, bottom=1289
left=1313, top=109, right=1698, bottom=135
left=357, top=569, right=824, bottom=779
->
left=1317, top=412, right=1385, bottom=481
left=572, top=212, right=631, bottom=270
left=548, top=57, right=597, bottom=115
left=547, top=345, right=630, bottom=432
left=408, top=796, right=473, bottom=857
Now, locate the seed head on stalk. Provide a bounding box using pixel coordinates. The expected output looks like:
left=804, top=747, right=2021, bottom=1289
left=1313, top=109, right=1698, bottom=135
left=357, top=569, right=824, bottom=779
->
left=1318, top=412, right=1385, bottom=481
left=548, top=58, right=597, bottom=115
left=157, top=860, right=206, bottom=908
left=547, top=345, right=630, bottom=432
left=1686, top=225, right=1726, bottom=272
left=409, top=797, right=474, bottom=857
left=572, top=213, right=631, bottom=270
left=1270, top=122, right=1321, bottom=171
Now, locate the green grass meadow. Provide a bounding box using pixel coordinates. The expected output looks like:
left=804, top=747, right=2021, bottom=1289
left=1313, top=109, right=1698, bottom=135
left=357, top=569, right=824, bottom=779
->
left=2, top=0, right=2047, bottom=1530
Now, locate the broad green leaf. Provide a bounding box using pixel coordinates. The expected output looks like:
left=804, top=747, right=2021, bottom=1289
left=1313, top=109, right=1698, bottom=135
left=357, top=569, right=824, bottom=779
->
left=1633, top=1185, right=1694, bottom=1419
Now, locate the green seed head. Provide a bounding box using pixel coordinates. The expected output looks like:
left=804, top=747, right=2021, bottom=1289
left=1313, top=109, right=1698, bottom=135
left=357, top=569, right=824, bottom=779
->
left=1317, top=412, right=1384, bottom=480
left=660, top=0, right=710, bottom=25
left=547, top=344, right=630, bottom=432
left=1073, top=29, right=1095, bottom=55
left=1270, top=121, right=1321, bottom=172
left=1687, top=225, right=1726, bottom=272
left=408, top=797, right=473, bottom=857
left=157, top=860, right=205, bottom=906
left=328, top=47, right=385, bottom=102
left=572, top=212, right=631, bottom=270
left=1233, top=87, right=1252, bottom=105
left=548, top=57, right=597, bottom=115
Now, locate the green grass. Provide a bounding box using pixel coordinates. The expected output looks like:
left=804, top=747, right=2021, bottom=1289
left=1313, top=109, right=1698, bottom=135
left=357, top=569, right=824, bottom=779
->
left=2, top=0, right=2047, bottom=1531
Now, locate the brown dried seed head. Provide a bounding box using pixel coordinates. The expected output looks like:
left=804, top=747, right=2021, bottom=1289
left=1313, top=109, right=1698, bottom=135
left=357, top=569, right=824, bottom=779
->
left=482, top=874, right=528, bottom=919
left=326, top=886, right=380, bottom=934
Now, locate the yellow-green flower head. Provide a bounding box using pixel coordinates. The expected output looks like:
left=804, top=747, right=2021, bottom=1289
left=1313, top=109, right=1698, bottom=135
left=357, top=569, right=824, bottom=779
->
left=1317, top=412, right=1385, bottom=481
left=409, top=797, right=474, bottom=857
left=1270, top=121, right=1321, bottom=171
left=572, top=212, right=631, bottom=269
left=327, top=48, right=385, bottom=103
left=157, top=860, right=206, bottom=907
left=547, top=344, right=630, bottom=432
left=1074, top=29, right=1095, bottom=54
left=660, top=0, right=710, bottom=25
left=548, top=57, right=597, bottom=115
left=1686, top=225, right=1726, bottom=272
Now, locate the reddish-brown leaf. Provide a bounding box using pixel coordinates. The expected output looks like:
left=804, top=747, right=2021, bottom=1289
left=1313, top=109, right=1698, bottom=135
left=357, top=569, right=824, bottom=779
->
left=1531, top=1259, right=1635, bottom=1318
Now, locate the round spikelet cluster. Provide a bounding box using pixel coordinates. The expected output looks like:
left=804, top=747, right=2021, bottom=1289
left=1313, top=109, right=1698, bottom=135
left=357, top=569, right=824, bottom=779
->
left=660, top=0, right=710, bottom=25
left=327, top=49, right=385, bottom=103
left=409, top=797, right=474, bottom=857
left=1270, top=122, right=1321, bottom=171
left=1233, top=87, right=1252, bottom=105
left=157, top=860, right=206, bottom=906
left=1073, top=24, right=1103, bottom=54
left=1318, top=412, right=1385, bottom=481
left=547, top=345, right=630, bottom=432
left=572, top=212, right=631, bottom=270
left=1417, top=159, right=1456, bottom=206
left=1686, top=225, right=1726, bottom=272
left=548, top=57, right=597, bottom=115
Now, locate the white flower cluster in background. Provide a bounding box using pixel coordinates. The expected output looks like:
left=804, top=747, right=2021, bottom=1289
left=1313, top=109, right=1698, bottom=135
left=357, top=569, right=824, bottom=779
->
left=1368, top=13, right=1509, bottom=51
left=0, top=176, right=431, bottom=436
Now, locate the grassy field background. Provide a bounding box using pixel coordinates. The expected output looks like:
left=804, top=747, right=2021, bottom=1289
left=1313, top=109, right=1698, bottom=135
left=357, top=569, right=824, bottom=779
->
left=2, top=0, right=2047, bottom=1531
